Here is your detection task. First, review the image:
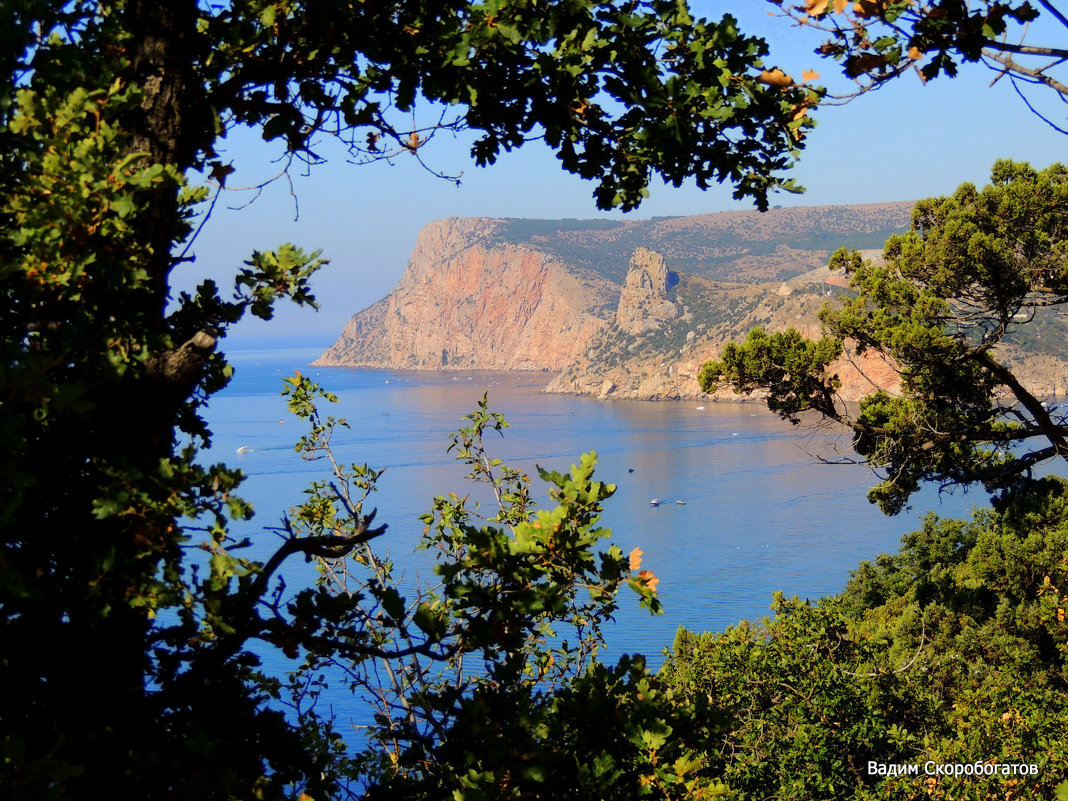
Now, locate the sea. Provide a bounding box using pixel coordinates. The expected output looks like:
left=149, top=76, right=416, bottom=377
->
left=200, top=343, right=993, bottom=736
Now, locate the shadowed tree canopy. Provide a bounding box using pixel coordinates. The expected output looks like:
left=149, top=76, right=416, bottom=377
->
left=700, top=161, right=1068, bottom=515
left=0, top=1, right=819, bottom=798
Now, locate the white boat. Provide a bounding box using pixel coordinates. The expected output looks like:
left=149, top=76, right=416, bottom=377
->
left=675, top=500, right=687, bottom=505
left=235, top=445, right=251, bottom=454
left=649, top=499, right=660, bottom=506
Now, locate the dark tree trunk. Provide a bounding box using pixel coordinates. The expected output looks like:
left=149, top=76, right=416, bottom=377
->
left=30, top=5, right=224, bottom=795
left=120, top=1, right=219, bottom=466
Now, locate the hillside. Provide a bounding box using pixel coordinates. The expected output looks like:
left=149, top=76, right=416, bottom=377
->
left=490, top=202, right=913, bottom=284
left=544, top=253, right=903, bottom=401
left=315, top=207, right=1068, bottom=399
left=314, top=218, right=614, bottom=371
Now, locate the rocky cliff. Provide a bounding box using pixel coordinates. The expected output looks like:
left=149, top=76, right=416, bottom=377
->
left=544, top=265, right=904, bottom=401
left=615, top=248, right=679, bottom=335
left=317, top=211, right=1068, bottom=400
left=314, top=218, right=614, bottom=371
left=544, top=257, right=1068, bottom=401
left=318, top=205, right=914, bottom=376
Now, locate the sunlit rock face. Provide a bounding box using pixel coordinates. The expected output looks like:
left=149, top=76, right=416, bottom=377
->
left=314, top=217, right=614, bottom=371
left=317, top=208, right=1068, bottom=402
left=615, top=248, right=679, bottom=336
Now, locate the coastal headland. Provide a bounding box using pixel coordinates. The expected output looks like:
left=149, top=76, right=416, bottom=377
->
left=316, top=207, right=1068, bottom=400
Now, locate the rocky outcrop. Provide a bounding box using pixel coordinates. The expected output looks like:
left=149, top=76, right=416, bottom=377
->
left=544, top=321, right=903, bottom=403
left=317, top=213, right=1068, bottom=402
left=314, top=218, right=615, bottom=371
left=615, top=248, right=679, bottom=334
left=995, top=351, right=1068, bottom=398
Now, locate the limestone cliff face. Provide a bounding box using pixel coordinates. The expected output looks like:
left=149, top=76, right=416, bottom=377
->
left=317, top=213, right=1068, bottom=401
left=314, top=218, right=615, bottom=371
left=545, top=267, right=905, bottom=402
left=615, top=248, right=678, bottom=334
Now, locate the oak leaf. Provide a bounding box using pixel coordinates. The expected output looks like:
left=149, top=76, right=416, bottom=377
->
left=802, top=0, right=847, bottom=14
left=758, top=69, right=794, bottom=87
left=801, top=69, right=820, bottom=82
left=638, top=569, right=660, bottom=592
left=629, top=547, right=644, bottom=571
left=208, top=161, right=235, bottom=187
left=853, top=0, right=886, bottom=17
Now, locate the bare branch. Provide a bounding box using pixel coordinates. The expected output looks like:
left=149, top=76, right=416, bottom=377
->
left=982, top=40, right=1068, bottom=59
left=975, top=349, right=1068, bottom=457
left=1037, top=0, right=1068, bottom=31
left=1007, top=73, right=1068, bottom=134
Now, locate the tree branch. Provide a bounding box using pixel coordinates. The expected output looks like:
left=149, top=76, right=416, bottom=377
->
left=250, top=509, right=388, bottom=604
left=1037, top=0, right=1068, bottom=31
left=1006, top=73, right=1068, bottom=134
left=982, top=40, right=1068, bottom=59
left=975, top=349, right=1068, bottom=458
left=145, top=330, right=218, bottom=402
left=983, top=48, right=1068, bottom=96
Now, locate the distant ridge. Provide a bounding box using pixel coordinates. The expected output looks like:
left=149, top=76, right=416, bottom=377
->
left=489, top=202, right=915, bottom=284
left=316, top=204, right=1068, bottom=399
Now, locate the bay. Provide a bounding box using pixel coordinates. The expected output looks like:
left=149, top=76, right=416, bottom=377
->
left=201, top=344, right=984, bottom=729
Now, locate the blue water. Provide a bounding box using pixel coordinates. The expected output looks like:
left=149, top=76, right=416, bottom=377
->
left=201, top=344, right=989, bottom=734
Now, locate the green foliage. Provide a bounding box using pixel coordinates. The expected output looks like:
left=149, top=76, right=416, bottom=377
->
left=0, top=1, right=827, bottom=796
left=777, top=0, right=1060, bottom=116
left=662, top=477, right=1068, bottom=800
left=369, top=655, right=729, bottom=801
left=204, top=0, right=818, bottom=211
left=276, top=381, right=698, bottom=797
left=665, top=595, right=922, bottom=799
left=238, top=246, right=327, bottom=321
left=699, top=326, right=843, bottom=420
left=703, top=161, right=1068, bottom=514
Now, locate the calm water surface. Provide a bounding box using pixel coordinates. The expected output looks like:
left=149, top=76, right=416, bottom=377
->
left=203, top=345, right=987, bottom=728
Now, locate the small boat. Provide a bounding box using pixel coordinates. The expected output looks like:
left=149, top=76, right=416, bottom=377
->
left=649, top=499, right=660, bottom=507
left=675, top=500, right=687, bottom=505
left=235, top=445, right=251, bottom=454
left=695, top=405, right=705, bottom=410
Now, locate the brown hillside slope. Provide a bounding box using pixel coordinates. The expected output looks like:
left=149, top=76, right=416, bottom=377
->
left=316, top=208, right=1068, bottom=399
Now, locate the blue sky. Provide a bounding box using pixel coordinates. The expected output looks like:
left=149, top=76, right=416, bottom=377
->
left=181, top=4, right=1067, bottom=347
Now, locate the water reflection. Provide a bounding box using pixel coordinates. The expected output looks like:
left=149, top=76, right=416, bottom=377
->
left=209, top=355, right=986, bottom=671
